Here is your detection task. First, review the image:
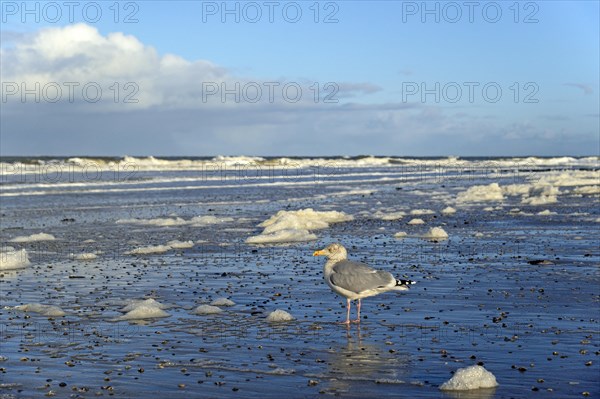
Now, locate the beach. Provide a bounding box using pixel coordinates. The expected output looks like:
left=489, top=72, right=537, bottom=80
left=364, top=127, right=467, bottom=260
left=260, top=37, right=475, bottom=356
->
left=1, top=155, right=598, bottom=398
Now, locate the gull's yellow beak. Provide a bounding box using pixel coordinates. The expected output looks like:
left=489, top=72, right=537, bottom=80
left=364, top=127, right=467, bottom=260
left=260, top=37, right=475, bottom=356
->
left=313, top=250, right=325, bottom=256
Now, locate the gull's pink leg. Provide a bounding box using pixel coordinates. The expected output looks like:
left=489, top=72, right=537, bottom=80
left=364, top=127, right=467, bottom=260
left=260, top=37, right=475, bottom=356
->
left=338, top=298, right=351, bottom=325
left=352, top=299, right=361, bottom=323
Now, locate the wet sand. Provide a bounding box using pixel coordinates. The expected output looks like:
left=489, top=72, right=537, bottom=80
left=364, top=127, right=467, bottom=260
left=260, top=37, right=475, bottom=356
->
left=1, top=158, right=598, bottom=398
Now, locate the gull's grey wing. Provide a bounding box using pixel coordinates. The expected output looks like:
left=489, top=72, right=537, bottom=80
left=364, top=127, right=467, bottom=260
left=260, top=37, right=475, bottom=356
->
left=332, top=260, right=377, bottom=274
left=330, top=260, right=395, bottom=294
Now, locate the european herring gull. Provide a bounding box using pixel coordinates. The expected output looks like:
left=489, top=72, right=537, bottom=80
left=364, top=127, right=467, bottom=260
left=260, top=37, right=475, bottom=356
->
left=313, top=243, right=414, bottom=324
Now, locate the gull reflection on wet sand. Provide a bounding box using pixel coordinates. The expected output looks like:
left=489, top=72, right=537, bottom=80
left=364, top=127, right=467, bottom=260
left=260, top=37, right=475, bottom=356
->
left=321, top=324, right=414, bottom=396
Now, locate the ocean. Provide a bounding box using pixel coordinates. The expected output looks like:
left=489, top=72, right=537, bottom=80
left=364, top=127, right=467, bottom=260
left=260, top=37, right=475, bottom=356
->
left=1, top=155, right=598, bottom=398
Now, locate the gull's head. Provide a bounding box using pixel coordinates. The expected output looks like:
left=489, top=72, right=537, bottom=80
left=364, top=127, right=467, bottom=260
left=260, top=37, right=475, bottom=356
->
left=313, top=243, right=347, bottom=261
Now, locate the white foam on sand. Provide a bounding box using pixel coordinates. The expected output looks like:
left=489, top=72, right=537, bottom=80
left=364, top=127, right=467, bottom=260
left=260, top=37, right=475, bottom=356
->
left=167, top=240, right=195, bottom=249
left=121, top=298, right=169, bottom=312
left=507, top=208, right=533, bottom=216
left=502, top=174, right=597, bottom=203
left=407, top=218, right=425, bottom=225
left=502, top=183, right=531, bottom=196
left=193, top=305, right=223, bottom=315
left=483, top=206, right=503, bottom=212
left=372, top=210, right=405, bottom=221
left=117, top=215, right=233, bottom=227
left=0, top=248, right=31, bottom=270
left=573, top=185, right=600, bottom=195
left=260, top=209, right=352, bottom=232
left=14, top=303, right=65, bottom=317
left=456, top=183, right=504, bottom=203
left=536, top=170, right=600, bottom=187
left=266, top=309, right=295, bottom=322
left=537, top=209, right=558, bottom=216
left=71, top=253, right=98, bottom=261
left=439, top=365, right=499, bottom=391
left=189, top=215, right=235, bottom=226
left=210, top=298, right=236, bottom=307
left=118, top=306, right=170, bottom=320
left=246, top=229, right=317, bottom=244
left=410, top=209, right=434, bottom=215
left=246, top=208, right=353, bottom=244
left=520, top=185, right=559, bottom=206
left=128, top=244, right=173, bottom=255
left=441, top=206, right=456, bottom=215
left=422, top=227, right=449, bottom=240
left=457, top=183, right=504, bottom=203
left=9, top=233, right=56, bottom=243
left=128, top=238, right=197, bottom=254
left=116, top=217, right=187, bottom=227
left=394, top=231, right=408, bottom=238
left=117, top=298, right=170, bottom=320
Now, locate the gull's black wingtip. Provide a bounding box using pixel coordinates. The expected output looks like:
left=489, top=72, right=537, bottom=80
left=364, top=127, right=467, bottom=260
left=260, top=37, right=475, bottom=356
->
left=396, top=279, right=416, bottom=287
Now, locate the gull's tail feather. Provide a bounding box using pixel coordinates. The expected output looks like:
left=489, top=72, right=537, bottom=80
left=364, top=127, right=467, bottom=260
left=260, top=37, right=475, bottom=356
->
left=393, top=279, right=415, bottom=291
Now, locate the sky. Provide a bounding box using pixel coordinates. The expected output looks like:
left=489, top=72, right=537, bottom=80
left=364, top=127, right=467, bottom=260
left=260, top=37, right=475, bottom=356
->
left=0, top=0, right=598, bottom=156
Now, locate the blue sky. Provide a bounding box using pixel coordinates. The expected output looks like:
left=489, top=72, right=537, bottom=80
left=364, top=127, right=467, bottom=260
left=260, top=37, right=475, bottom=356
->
left=1, top=1, right=598, bottom=156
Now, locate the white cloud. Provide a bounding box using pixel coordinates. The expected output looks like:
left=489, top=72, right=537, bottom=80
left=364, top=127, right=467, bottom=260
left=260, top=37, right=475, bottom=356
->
left=1, top=24, right=228, bottom=109
left=1, top=24, right=380, bottom=111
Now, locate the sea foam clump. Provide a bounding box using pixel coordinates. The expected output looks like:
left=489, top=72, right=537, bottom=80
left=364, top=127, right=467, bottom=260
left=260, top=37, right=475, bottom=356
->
left=210, top=298, right=236, bottom=307
left=117, top=298, right=170, bottom=320
left=189, top=216, right=234, bottom=226
left=423, top=227, right=449, bottom=240
left=407, top=218, right=425, bottom=225
left=536, top=170, right=600, bottom=187
left=166, top=240, right=195, bottom=249
left=14, top=303, right=65, bottom=317
left=117, top=215, right=233, bottom=227
left=0, top=248, right=31, bottom=270
left=121, top=298, right=169, bottom=312
left=457, top=183, right=504, bottom=203
left=246, top=208, right=353, bottom=244
left=373, top=210, right=405, bottom=221
left=440, top=365, right=499, bottom=391
left=521, top=185, right=559, bottom=206
left=441, top=206, right=456, bottom=215
left=266, top=309, right=295, bottom=322
left=116, top=217, right=187, bottom=227
left=573, top=185, right=600, bottom=195
left=9, top=233, right=55, bottom=243
left=71, top=253, right=98, bottom=261
left=246, top=229, right=317, bottom=244
left=410, top=209, right=434, bottom=215
left=128, top=245, right=173, bottom=255
left=128, top=240, right=195, bottom=255
left=193, top=305, right=223, bottom=315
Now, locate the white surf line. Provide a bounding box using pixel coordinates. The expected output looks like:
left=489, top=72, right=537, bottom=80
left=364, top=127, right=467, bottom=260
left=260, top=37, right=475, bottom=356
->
left=4, top=162, right=586, bottom=193
left=2, top=156, right=595, bottom=176
left=0, top=169, right=422, bottom=192
left=0, top=175, right=415, bottom=197
left=8, top=163, right=577, bottom=197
